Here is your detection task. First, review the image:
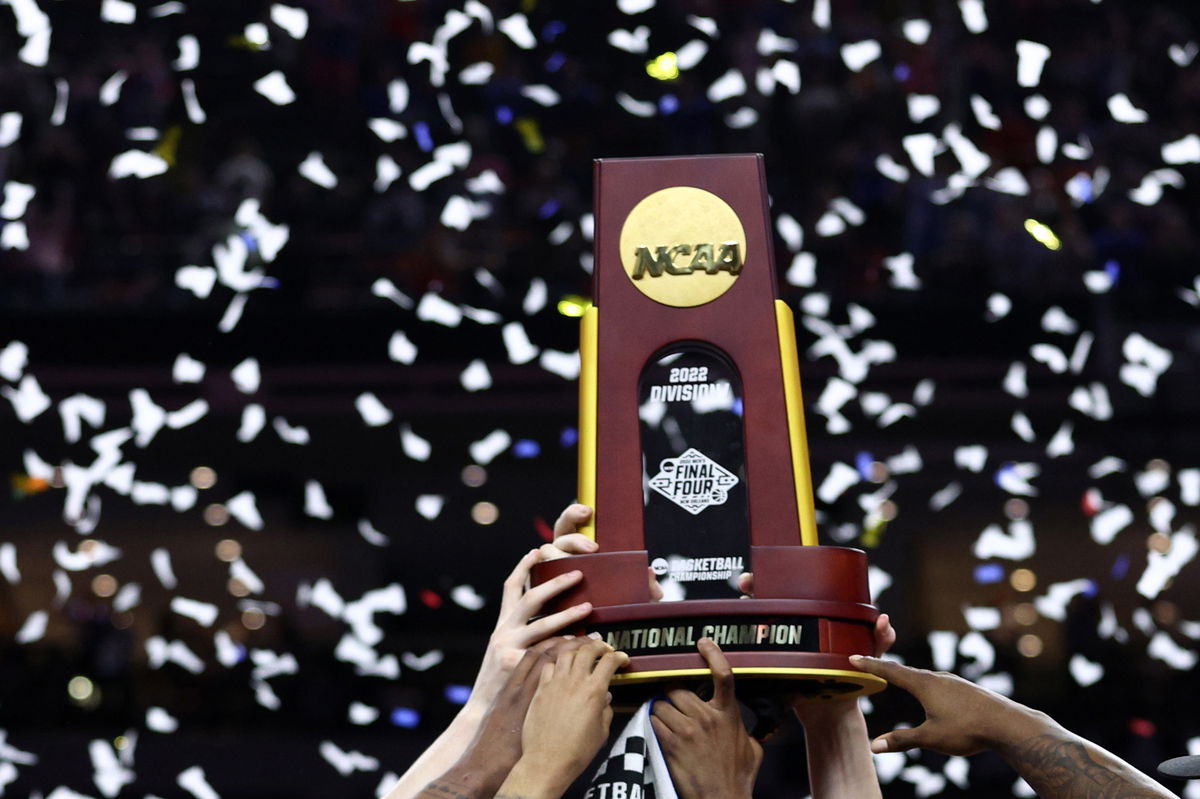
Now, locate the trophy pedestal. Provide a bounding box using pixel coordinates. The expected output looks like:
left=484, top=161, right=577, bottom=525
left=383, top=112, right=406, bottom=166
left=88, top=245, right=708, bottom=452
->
left=530, top=545, right=884, bottom=702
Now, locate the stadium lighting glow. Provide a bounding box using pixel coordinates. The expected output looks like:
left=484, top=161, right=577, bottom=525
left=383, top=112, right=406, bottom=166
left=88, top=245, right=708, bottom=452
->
left=646, top=52, right=680, bottom=81
left=1023, top=218, right=1062, bottom=251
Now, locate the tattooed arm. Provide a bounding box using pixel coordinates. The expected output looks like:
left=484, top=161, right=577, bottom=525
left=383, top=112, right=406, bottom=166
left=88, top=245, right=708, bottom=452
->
left=852, top=656, right=1175, bottom=799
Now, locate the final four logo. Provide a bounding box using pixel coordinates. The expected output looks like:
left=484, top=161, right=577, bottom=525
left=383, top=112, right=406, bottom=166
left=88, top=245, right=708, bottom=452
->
left=648, top=448, right=739, bottom=515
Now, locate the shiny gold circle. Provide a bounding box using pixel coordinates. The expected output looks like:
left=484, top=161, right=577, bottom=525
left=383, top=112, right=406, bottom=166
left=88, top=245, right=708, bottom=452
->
left=1017, top=633, right=1043, bottom=658
left=1010, top=568, right=1037, bottom=592
left=619, top=186, right=747, bottom=308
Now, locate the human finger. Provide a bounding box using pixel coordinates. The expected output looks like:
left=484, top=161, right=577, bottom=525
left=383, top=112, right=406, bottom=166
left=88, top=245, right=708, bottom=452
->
left=698, top=637, right=735, bottom=708
left=737, top=572, right=754, bottom=597
left=591, top=647, right=630, bottom=683
left=663, top=685, right=707, bottom=716
left=517, top=601, right=592, bottom=647
left=506, top=568, right=584, bottom=626
left=873, top=613, right=897, bottom=657
left=651, top=697, right=691, bottom=733
left=553, top=504, right=593, bottom=537
left=870, top=725, right=927, bottom=754
left=647, top=567, right=664, bottom=601
left=498, top=549, right=541, bottom=621
left=569, top=638, right=611, bottom=677
left=849, top=655, right=926, bottom=694
left=543, top=533, right=597, bottom=557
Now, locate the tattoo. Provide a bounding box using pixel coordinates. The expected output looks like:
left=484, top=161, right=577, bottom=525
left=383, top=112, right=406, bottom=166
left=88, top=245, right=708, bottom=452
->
left=418, top=780, right=476, bottom=799
left=1009, top=733, right=1172, bottom=799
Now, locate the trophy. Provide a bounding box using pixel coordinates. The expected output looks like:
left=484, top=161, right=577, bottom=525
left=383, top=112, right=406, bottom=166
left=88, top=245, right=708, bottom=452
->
left=530, top=154, right=884, bottom=701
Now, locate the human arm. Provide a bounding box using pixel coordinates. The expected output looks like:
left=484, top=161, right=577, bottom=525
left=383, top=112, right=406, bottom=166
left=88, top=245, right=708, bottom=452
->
left=851, top=655, right=1176, bottom=799
left=385, top=550, right=592, bottom=799
left=790, top=613, right=895, bottom=799
left=496, top=638, right=628, bottom=799
left=650, top=638, right=763, bottom=799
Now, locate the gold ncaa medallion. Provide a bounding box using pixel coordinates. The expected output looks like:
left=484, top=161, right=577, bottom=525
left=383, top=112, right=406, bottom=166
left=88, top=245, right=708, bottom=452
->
left=619, top=186, right=748, bottom=308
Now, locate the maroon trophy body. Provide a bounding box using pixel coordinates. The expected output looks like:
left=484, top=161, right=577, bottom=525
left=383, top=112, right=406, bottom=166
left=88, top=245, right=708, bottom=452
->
left=530, top=154, right=884, bottom=701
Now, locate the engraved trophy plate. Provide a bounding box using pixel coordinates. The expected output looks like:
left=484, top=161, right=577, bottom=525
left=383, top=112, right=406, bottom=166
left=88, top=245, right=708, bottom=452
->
left=529, top=154, right=885, bottom=702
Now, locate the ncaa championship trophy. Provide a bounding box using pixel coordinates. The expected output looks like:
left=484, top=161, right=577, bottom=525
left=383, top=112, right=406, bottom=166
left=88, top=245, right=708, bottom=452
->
left=530, top=154, right=885, bottom=701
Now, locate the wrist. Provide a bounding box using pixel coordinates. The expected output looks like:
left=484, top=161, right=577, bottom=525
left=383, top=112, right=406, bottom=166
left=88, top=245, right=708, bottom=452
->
left=499, top=755, right=577, bottom=799
left=990, top=705, right=1059, bottom=755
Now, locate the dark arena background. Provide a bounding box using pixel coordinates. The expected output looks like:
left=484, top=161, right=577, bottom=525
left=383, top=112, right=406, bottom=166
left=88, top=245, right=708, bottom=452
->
left=3, top=0, right=1200, bottom=797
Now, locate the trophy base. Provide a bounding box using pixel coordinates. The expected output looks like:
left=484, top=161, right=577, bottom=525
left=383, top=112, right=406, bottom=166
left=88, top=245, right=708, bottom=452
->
left=530, top=546, right=887, bottom=703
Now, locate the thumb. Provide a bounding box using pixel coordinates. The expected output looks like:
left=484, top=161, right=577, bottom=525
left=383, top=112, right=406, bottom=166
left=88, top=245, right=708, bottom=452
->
left=870, top=725, right=925, bottom=754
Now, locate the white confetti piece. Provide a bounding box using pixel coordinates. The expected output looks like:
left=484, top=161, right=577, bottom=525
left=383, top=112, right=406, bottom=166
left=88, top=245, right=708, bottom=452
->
left=817, top=462, right=860, bottom=504
left=1, top=220, right=28, bottom=250
left=167, top=399, right=208, bottom=430
left=237, top=404, right=266, bottom=442
left=298, top=152, right=337, bottom=189
left=172, top=35, right=200, bottom=71
left=945, top=757, right=970, bottom=789
left=147, top=707, right=178, bottom=733
left=54, top=539, right=122, bottom=571
left=841, top=40, right=881, bottom=72
left=1046, top=422, right=1074, bottom=457
left=1094, top=501, right=1128, bottom=544
left=113, top=582, right=140, bottom=612
left=902, top=19, right=931, bottom=44
left=460, top=359, right=492, bottom=391
left=410, top=495, right=443, bottom=522
left=459, top=61, right=495, bottom=84
left=177, top=765, right=219, bottom=799
left=867, top=565, right=892, bottom=601
left=344, top=584, right=407, bottom=646
left=374, top=155, right=402, bottom=192
left=401, top=425, right=431, bottom=461
left=450, top=585, right=486, bottom=610
left=1151, top=498, right=1176, bottom=533
left=320, top=741, right=380, bottom=776
left=874, top=154, right=910, bottom=184
left=785, top=252, right=817, bottom=287
left=1, top=181, right=34, bottom=220
left=608, top=25, right=650, bottom=53
left=1015, top=40, right=1050, bottom=87
left=416, top=292, right=463, bottom=327
left=707, top=69, right=747, bottom=103
left=110, top=150, right=168, bottom=179
left=271, top=4, right=308, bottom=38
left=618, top=0, right=654, bottom=11
left=273, top=417, right=310, bottom=445
left=90, top=738, right=134, bottom=798
left=1137, top=529, right=1198, bottom=599
left=953, top=446, right=987, bottom=473
left=0, top=111, right=21, bottom=147
left=1169, top=42, right=1199, bottom=66
left=254, top=71, right=295, bottom=105
left=367, top=118, right=406, bottom=143
left=175, top=265, right=217, bottom=299
left=1069, top=332, right=1094, bottom=374
left=958, top=631, right=995, bottom=678
left=229, top=559, right=264, bottom=594
left=171, top=597, right=219, bottom=627
left=1011, top=412, right=1035, bottom=442
left=929, top=631, right=959, bottom=672
left=1036, top=125, right=1057, bottom=164
left=958, top=0, right=987, bottom=32
left=1069, top=383, right=1113, bottom=420
left=304, top=480, right=333, bottom=519
left=902, top=133, right=940, bottom=177
left=929, top=481, right=962, bottom=511
left=179, top=78, right=207, bottom=123
left=101, top=0, right=136, bottom=23
left=615, top=92, right=656, bottom=118
left=226, top=491, right=264, bottom=530
left=53, top=569, right=71, bottom=606
left=356, top=519, right=389, bottom=547
left=16, top=610, right=47, bottom=644
left=217, top=294, right=247, bottom=333
left=147, top=636, right=205, bottom=674
left=974, top=520, right=1035, bottom=560
left=963, top=606, right=1001, bottom=631
left=59, top=394, right=106, bottom=444
left=1041, top=306, right=1078, bottom=335
left=725, top=107, right=758, bottom=129
left=402, top=650, right=446, bottom=671
left=1035, top=579, right=1093, bottom=621
left=675, top=40, right=709, bottom=72
left=0, top=340, right=29, bottom=381
left=1180, top=469, right=1200, bottom=506
left=1129, top=168, right=1184, bottom=205
left=985, top=292, right=1012, bottom=321
left=1148, top=631, right=1198, bottom=670
left=969, top=95, right=1001, bottom=130
left=385, top=331, right=418, bottom=365
left=1068, top=653, right=1104, bottom=686
left=907, top=94, right=940, bottom=123
left=1083, top=269, right=1112, bottom=293
left=349, top=703, right=379, bottom=725
left=131, top=482, right=170, bottom=505
left=497, top=13, right=535, bottom=49
left=943, top=123, right=990, bottom=178
left=1002, top=362, right=1028, bottom=398
left=501, top=322, right=539, bottom=364
left=0, top=542, right=18, bottom=584
left=1030, top=343, right=1068, bottom=374
left=150, top=547, right=178, bottom=589
left=544, top=349, right=583, bottom=381
left=1108, top=93, right=1147, bottom=123
left=355, top=393, right=393, bottom=427
left=172, top=354, right=206, bottom=384
left=469, top=429, right=511, bottom=465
